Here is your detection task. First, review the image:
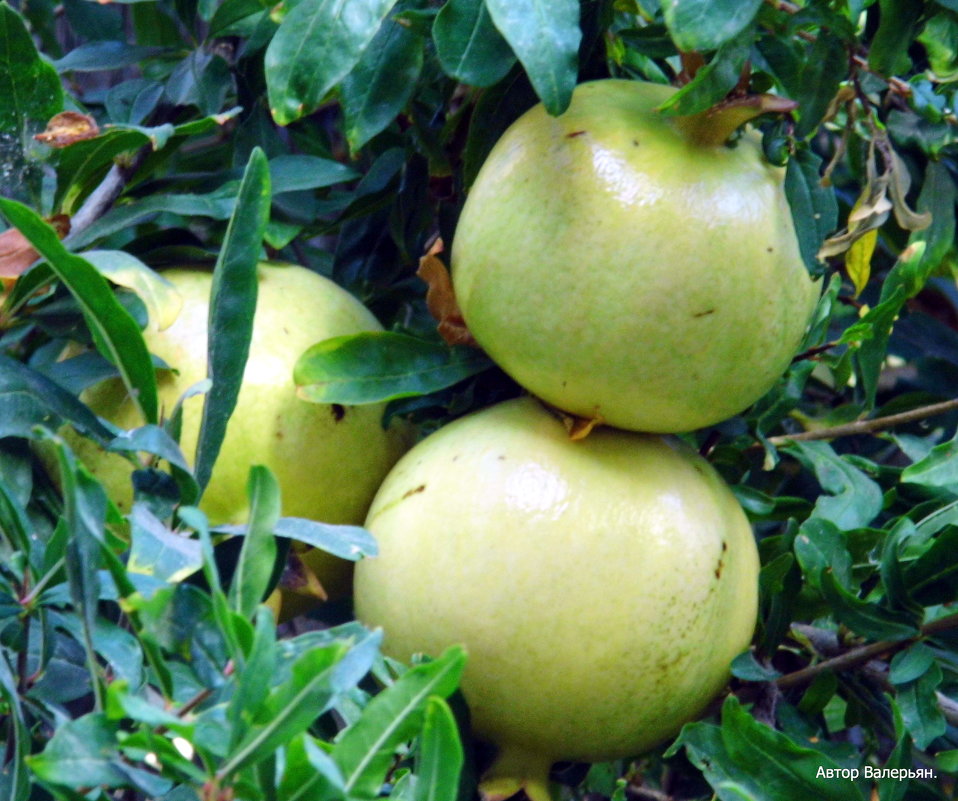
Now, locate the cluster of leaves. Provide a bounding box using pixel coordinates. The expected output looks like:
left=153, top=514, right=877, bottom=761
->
left=1, top=0, right=958, bottom=799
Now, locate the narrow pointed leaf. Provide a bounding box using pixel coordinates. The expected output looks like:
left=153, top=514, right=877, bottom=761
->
left=193, top=148, right=270, bottom=493
left=228, top=466, right=281, bottom=618
left=295, top=331, right=492, bottom=404
left=413, top=697, right=464, bottom=801
left=0, top=200, right=158, bottom=423
left=335, top=645, right=467, bottom=800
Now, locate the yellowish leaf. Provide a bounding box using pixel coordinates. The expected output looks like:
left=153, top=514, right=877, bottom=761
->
left=845, top=227, right=877, bottom=298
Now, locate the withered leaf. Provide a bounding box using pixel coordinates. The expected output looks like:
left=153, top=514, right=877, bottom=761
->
left=541, top=400, right=605, bottom=441
left=416, top=237, right=478, bottom=347
left=819, top=133, right=931, bottom=263
left=0, top=214, right=70, bottom=287
left=34, top=111, right=100, bottom=147
left=279, top=549, right=328, bottom=601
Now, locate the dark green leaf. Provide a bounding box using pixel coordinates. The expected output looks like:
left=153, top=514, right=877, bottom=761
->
left=210, top=0, right=266, bottom=35
left=0, top=2, right=63, bottom=203
left=0, top=652, right=30, bottom=801
left=902, top=432, right=958, bottom=488
left=895, top=662, right=946, bottom=749
left=229, top=606, right=278, bottom=746
left=901, top=526, right=958, bottom=606
left=784, top=147, right=837, bottom=276
left=484, top=0, right=580, bottom=116
left=413, top=697, right=464, bottom=801
left=758, top=551, right=800, bottom=655
left=791, top=30, right=847, bottom=139
left=0, top=199, right=158, bottom=424
left=222, top=642, right=350, bottom=776
left=269, top=155, right=359, bottom=192
left=341, top=8, right=424, bottom=152
left=877, top=712, right=912, bottom=801
left=193, top=148, right=271, bottom=493
left=53, top=41, right=163, bottom=72
left=785, top=441, right=883, bottom=531
left=462, top=68, right=537, bottom=187
left=0, top=353, right=113, bottom=443
left=52, top=612, right=145, bottom=689
left=662, top=0, right=763, bottom=52
left=105, top=78, right=164, bottom=125
left=730, top=651, right=782, bottom=681
left=165, top=50, right=233, bottom=116
left=265, top=0, right=400, bottom=126
left=889, top=643, right=936, bottom=685
left=868, top=0, right=922, bottom=76
left=277, top=734, right=347, bottom=801
left=794, top=518, right=853, bottom=590
left=335, top=645, right=466, bottom=800
left=880, top=518, right=921, bottom=615
left=819, top=570, right=919, bottom=642
left=295, top=331, right=492, bottom=404
left=228, top=466, right=281, bottom=618
left=668, top=696, right=865, bottom=801
left=433, top=0, right=515, bottom=87
left=26, top=714, right=168, bottom=792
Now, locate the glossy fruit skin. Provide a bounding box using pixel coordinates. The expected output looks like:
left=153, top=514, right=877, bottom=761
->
left=67, top=263, right=410, bottom=533
left=452, top=79, right=820, bottom=433
left=354, top=397, right=759, bottom=797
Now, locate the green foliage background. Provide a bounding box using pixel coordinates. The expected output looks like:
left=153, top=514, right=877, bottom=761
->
left=1, top=0, right=958, bottom=799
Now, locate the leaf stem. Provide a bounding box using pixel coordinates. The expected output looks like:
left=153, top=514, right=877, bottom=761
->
left=768, top=398, right=958, bottom=445
left=775, top=611, right=958, bottom=690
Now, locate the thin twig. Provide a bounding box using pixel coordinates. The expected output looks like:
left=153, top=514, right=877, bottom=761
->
left=64, top=145, right=152, bottom=243
left=768, top=398, right=958, bottom=445
left=776, top=612, right=958, bottom=690
left=791, top=340, right=841, bottom=363
left=763, top=0, right=958, bottom=124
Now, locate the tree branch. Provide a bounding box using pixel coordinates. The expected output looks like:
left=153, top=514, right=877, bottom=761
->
left=768, top=398, right=958, bottom=445
left=64, top=145, right=152, bottom=243
left=775, top=612, right=958, bottom=690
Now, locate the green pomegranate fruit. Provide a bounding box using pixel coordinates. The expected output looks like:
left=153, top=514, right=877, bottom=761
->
left=452, top=79, right=820, bottom=433
left=354, top=397, right=759, bottom=801
left=62, top=263, right=410, bottom=587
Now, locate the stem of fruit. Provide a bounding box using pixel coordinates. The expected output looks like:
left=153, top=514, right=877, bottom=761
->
left=479, top=745, right=555, bottom=801
left=670, top=95, right=799, bottom=148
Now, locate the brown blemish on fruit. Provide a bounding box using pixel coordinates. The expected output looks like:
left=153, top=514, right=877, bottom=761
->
left=566, top=130, right=587, bottom=138
left=714, top=548, right=725, bottom=579
left=693, top=308, right=715, bottom=318
left=402, top=484, right=426, bottom=499
left=331, top=404, right=346, bottom=421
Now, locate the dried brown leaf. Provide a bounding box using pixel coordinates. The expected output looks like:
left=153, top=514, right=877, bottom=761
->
left=34, top=111, right=100, bottom=147
left=0, top=214, right=69, bottom=287
left=279, top=550, right=328, bottom=601
left=545, top=402, right=605, bottom=441
left=416, top=238, right=478, bottom=347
